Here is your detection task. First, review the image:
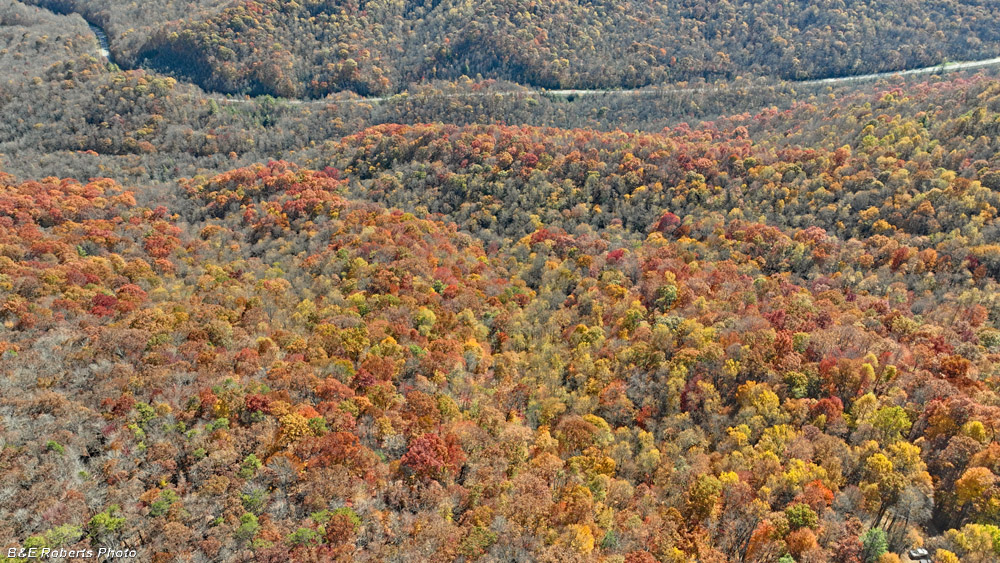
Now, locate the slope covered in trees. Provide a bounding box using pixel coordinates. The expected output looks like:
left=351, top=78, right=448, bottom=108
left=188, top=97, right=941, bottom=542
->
left=300, top=103, right=1000, bottom=286
left=6, top=1, right=1000, bottom=561
left=21, top=0, right=1000, bottom=97
left=3, top=147, right=1000, bottom=560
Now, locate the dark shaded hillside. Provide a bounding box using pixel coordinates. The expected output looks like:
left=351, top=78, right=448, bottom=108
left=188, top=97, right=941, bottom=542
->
left=21, top=0, right=1000, bottom=97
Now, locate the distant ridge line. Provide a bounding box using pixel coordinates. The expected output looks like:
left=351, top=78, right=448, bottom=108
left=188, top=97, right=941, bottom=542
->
left=76, top=12, right=1000, bottom=107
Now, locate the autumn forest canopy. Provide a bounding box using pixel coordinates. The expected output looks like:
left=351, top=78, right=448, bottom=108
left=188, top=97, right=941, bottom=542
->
left=2, top=1, right=1000, bottom=562
left=18, top=0, right=1000, bottom=97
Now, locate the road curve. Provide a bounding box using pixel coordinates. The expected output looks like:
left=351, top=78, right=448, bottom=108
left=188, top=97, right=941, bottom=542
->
left=87, top=21, right=110, bottom=59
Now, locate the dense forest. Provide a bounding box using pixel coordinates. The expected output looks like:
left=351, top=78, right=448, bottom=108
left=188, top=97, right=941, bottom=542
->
left=3, top=0, right=1000, bottom=562
left=18, top=0, right=1000, bottom=97
left=5, top=149, right=1000, bottom=562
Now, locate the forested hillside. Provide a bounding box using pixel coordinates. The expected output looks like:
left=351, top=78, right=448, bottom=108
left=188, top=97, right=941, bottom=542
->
left=3, top=152, right=1000, bottom=561
left=20, top=0, right=1000, bottom=97
left=5, top=0, right=1000, bottom=562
